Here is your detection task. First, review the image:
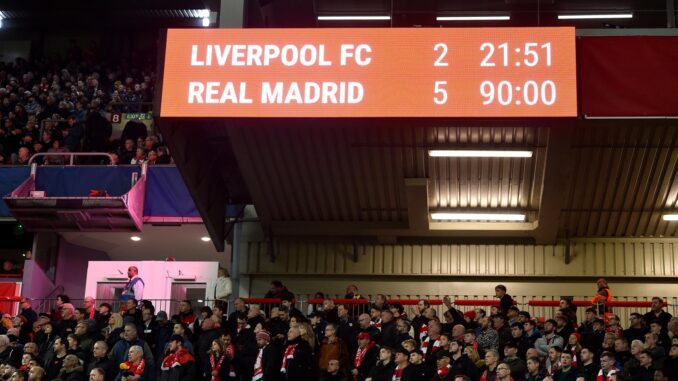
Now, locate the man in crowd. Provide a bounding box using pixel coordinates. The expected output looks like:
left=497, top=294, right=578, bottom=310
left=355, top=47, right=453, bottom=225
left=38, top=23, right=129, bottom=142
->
left=160, top=335, right=195, bottom=381
left=353, top=332, right=378, bottom=381
left=576, top=346, right=600, bottom=381
left=624, top=313, right=649, bottom=344
left=495, top=285, right=513, bottom=315
left=553, top=351, right=577, bottom=381
left=253, top=330, right=280, bottom=381
left=535, top=320, right=564, bottom=359
left=644, top=297, right=672, bottom=332
left=109, top=323, right=154, bottom=369
left=503, top=342, right=526, bottom=380
left=87, top=341, right=115, bottom=381
left=121, top=266, right=145, bottom=302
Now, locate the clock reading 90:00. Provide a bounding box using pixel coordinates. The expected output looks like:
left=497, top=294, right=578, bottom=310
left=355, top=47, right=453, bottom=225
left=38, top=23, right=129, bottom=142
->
left=480, top=80, right=556, bottom=106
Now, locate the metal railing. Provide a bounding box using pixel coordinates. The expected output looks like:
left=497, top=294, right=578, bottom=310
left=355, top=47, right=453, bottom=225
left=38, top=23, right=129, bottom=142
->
left=28, top=294, right=677, bottom=327
left=28, top=152, right=115, bottom=166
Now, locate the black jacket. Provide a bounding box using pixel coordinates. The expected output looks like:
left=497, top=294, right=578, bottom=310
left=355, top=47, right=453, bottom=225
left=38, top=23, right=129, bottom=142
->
left=576, top=362, right=601, bottom=381
left=408, top=363, right=427, bottom=381
left=87, top=357, right=116, bottom=381
left=367, top=361, right=396, bottom=381
left=451, top=354, right=480, bottom=381
left=354, top=345, right=379, bottom=381
left=281, top=337, right=313, bottom=381
left=160, top=355, right=195, bottom=381
left=234, top=328, right=259, bottom=379
left=377, top=320, right=398, bottom=349
left=261, top=343, right=282, bottom=381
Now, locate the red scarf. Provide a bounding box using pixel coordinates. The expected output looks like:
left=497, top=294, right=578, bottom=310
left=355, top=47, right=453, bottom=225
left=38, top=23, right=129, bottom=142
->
left=224, top=344, right=236, bottom=376
left=280, top=343, right=298, bottom=373
left=210, top=353, right=226, bottom=381
left=253, top=347, right=265, bottom=381
left=419, top=323, right=429, bottom=341
left=421, top=336, right=440, bottom=359
left=353, top=341, right=376, bottom=380
left=161, top=349, right=193, bottom=371
left=392, top=364, right=407, bottom=381
left=568, top=346, right=578, bottom=367
left=596, top=369, right=617, bottom=381
left=374, top=319, right=382, bottom=331
left=437, top=365, right=451, bottom=378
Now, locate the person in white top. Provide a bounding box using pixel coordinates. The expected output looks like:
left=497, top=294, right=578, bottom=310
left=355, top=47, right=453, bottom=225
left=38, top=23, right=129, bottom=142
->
left=215, top=268, right=232, bottom=301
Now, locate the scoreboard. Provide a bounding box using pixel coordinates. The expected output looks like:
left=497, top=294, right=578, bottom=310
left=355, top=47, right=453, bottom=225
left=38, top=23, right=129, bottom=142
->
left=160, top=28, right=577, bottom=118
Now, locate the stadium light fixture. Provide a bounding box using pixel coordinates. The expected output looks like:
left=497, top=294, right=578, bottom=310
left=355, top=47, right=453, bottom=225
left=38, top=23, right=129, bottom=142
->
left=430, top=212, right=526, bottom=221
left=662, top=214, right=678, bottom=221
left=428, top=150, right=533, bottom=158
left=558, top=13, right=633, bottom=20
left=130, top=236, right=141, bottom=242
left=201, top=236, right=211, bottom=242
left=317, top=16, right=391, bottom=21
left=437, top=15, right=510, bottom=21
left=202, top=17, right=210, bottom=27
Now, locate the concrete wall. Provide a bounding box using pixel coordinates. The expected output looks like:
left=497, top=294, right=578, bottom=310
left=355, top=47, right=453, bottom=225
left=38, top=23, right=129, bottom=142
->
left=84, top=260, right=220, bottom=301
left=56, top=240, right=110, bottom=298
left=21, top=260, right=55, bottom=300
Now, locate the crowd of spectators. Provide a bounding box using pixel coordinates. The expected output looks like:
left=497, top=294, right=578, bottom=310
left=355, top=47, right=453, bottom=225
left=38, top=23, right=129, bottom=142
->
left=0, top=280, right=675, bottom=381
left=0, top=56, right=172, bottom=166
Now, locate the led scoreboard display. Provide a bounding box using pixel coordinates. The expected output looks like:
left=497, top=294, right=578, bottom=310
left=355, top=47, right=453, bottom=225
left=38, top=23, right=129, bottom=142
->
left=160, top=28, right=576, bottom=118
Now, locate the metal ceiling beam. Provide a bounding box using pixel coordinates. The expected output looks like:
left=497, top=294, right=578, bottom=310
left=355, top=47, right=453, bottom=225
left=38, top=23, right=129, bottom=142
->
left=404, top=178, right=429, bottom=230
left=533, top=125, right=576, bottom=244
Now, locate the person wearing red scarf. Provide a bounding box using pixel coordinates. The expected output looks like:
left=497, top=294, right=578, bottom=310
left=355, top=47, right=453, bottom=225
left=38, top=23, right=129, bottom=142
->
left=205, top=339, right=228, bottom=381
left=352, top=332, right=378, bottom=381
left=160, top=335, right=195, bottom=381
left=280, top=327, right=312, bottom=381
left=431, top=351, right=454, bottom=381
left=392, top=348, right=416, bottom=381
left=253, top=330, right=280, bottom=381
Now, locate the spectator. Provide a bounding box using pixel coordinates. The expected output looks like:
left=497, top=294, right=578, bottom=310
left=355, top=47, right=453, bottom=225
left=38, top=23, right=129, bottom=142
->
left=495, top=285, right=513, bottom=315
left=62, top=115, right=83, bottom=153
left=253, top=330, right=279, bottom=381
left=177, top=301, right=196, bottom=326
left=624, top=313, right=649, bottom=344
left=391, top=348, right=414, bottom=381
left=84, top=111, right=112, bottom=154
left=503, top=342, right=526, bottom=380
left=45, top=337, right=68, bottom=380
left=576, top=346, right=600, bottom=381
left=18, top=298, right=37, bottom=329
left=318, top=323, right=349, bottom=373
left=480, top=349, right=500, bottom=381
left=365, top=346, right=395, bottom=381
left=319, top=359, right=348, bottom=381
left=117, top=345, right=148, bottom=381
left=264, top=280, right=295, bottom=302
left=353, top=332, right=378, bottom=381
left=108, top=323, right=154, bottom=371
left=495, top=362, right=513, bottom=381
left=524, top=356, right=545, bottom=381
left=643, top=298, right=672, bottom=332
left=214, top=267, right=232, bottom=302
left=598, top=351, right=619, bottom=381
left=664, top=344, right=678, bottom=380
left=477, top=316, right=499, bottom=354
left=117, top=139, right=135, bottom=164
left=553, top=351, right=576, bottom=381
left=281, top=327, right=313, bottom=381
left=160, top=335, right=194, bottom=381
left=54, top=354, right=84, bottom=381
left=535, top=320, right=564, bottom=359
left=87, top=341, right=115, bottom=381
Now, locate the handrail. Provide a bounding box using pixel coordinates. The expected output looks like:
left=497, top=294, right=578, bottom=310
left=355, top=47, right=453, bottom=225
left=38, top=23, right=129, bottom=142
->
left=28, top=152, right=115, bottom=166
left=34, top=285, right=65, bottom=312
